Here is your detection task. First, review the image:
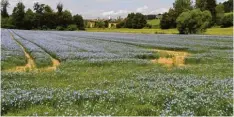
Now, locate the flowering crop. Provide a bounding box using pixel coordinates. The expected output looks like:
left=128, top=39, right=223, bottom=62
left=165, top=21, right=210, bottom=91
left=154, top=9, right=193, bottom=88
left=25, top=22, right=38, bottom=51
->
left=1, top=29, right=233, bottom=116
left=1, top=29, right=26, bottom=69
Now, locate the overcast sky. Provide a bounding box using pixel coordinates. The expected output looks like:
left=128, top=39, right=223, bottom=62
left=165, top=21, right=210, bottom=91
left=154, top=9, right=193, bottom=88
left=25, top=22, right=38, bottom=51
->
left=7, top=0, right=228, bottom=19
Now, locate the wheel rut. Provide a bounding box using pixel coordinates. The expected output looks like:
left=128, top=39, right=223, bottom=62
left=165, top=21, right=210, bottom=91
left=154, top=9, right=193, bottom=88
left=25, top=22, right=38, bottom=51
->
left=5, top=30, right=60, bottom=72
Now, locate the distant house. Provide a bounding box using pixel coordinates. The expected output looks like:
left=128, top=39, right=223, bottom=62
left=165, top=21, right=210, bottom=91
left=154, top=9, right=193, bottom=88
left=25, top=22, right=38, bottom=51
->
left=86, top=18, right=119, bottom=28
left=108, top=23, right=117, bottom=28
left=86, top=21, right=96, bottom=28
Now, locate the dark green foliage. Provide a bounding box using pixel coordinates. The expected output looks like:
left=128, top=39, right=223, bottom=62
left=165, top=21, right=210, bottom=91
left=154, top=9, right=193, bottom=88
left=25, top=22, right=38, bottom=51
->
left=173, top=0, right=193, bottom=15
left=123, top=13, right=147, bottom=29
left=67, top=24, right=77, bottom=31
left=195, top=0, right=217, bottom=23
left=176, top=9, right=212, bottom=34
left=132, top=13, right=147, bottom=29
left=56, top=26, right=64, bottom=30
left=23, top=9, right=34, bottom=29
left=57, top=10, right=73, bottom=28
left=73, top=14, right=85, bottom=30
left=104, top=20, right=109, bottom=28
left=1, top=17, right=14, bottom=29
left=215, top=4, right=225, bottom=25
left=2, top=1, right=84, bottom=31
left=125, top=13, right=135, bottom=28
left=12, top=2, right=25, bottom=29
left=136, top=53, right=160, bottom=60
left=223, top=0, right=233, bottom=13
left=33, top=2, right=45, bottom=14
left=160, top=9, right=177, bottom=29
left=160, top=0, right=192, bottom=29
left=95, top=21, right=105, bottom=28
left=221, top=13, right=233, bottom=27
left=1, top=0, right=10, bottom=18
left=144, top=24, right=152, bottom=29
left=116, top=21, right=125, bottom=28
left=57, top=3, right=63, bottom=13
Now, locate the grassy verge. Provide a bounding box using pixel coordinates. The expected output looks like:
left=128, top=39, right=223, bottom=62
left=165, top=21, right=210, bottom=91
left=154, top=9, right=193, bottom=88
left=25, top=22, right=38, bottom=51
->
left=147, top=19, right=160, bottom=29
left=86, top=27, right=233, bottom=36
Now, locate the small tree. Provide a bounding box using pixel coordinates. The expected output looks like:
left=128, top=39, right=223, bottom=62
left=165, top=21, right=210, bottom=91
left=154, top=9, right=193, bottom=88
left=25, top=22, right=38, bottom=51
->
left=176, top=9, right=212, bottom=34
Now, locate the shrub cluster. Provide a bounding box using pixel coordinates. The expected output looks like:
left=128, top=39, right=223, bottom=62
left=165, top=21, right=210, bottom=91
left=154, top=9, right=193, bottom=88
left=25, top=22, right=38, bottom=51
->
left=176, top=9, right=212, bottom=34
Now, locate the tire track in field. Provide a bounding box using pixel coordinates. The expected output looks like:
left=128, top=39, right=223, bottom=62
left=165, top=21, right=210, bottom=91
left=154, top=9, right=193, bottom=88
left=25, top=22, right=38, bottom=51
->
left=5, top=30, right=60, bottom=72
left=6, top=31, right=36, bottom=72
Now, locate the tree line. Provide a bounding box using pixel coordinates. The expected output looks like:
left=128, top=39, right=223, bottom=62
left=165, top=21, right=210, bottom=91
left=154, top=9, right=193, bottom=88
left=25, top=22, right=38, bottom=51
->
left=1, top=0, right=85, bottom=30
left=160, top=0, right=233, bottom=34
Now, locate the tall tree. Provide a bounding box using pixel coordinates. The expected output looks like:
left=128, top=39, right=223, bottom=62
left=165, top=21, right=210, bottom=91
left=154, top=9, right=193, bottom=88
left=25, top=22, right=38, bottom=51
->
left=196, top=0, right=217, bottom=23
left=125, top=13, right=135, bottom=28
left=132, top=13, right=147, bottom=29
left=12, top=2, right=25, bottom=28
left=73, top=14, right=85, bottom=30
left=1, top=0, right=10, bottom=18
left=33, top=2, right=45, bottom=28
left=33, top=2, right=45, bottom=14
left=160, top=9, right=177, bottom=29
left=43, top=5, right=56, bottom=29
left=59, top=10, right=73, bottom=27
left=24, top=8, right=35, bottom=29
left=223, top=0, right=233, bottom=13
left=57, top=3, right=63, bottom=13
left=215, top=4, right=225, bottom=25
left=173, top=0, right=193, bottom=15
left=44, top=5, right=53, bottom=13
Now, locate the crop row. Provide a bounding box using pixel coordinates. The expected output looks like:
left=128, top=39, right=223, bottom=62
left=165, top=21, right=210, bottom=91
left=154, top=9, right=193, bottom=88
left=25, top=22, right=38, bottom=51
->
left=9, top=30, right=52, bottom=68
left=12, top=30, right=156, bottom=61
left=1, top=29, right=26, bottom=70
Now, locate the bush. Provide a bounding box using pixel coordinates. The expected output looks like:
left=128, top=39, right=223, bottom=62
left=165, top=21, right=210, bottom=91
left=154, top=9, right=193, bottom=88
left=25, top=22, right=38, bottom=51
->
left=221, top=13, right=233, bottom=28
left=1, top=17, right=15, bottom=29
left=56, top=26, right=64, bottom=31
left=95, top=21, right=105, bottom=28
left=67, top=24, right=77, bottom=31
left=176, top=9, right=212, bottom=34
left=116, top=21, right=125, bottom=28
left=41, top=25, right=48, bottom=30
left=144, top=24, right=152, bottom=29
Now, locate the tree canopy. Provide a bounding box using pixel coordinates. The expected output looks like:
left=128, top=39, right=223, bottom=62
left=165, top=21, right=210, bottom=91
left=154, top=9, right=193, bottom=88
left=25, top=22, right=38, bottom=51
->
left=2, top=1, right=85, bottom=31
left=1, top=0, right=10, bottom=18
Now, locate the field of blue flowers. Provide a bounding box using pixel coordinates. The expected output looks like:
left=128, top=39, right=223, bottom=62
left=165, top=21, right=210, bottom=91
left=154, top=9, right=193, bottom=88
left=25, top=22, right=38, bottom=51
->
left=1, top=29, right=233, bottom=116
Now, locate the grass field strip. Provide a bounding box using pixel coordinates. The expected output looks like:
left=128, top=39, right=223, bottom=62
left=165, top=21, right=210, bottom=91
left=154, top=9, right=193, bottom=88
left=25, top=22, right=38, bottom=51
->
left=5, top=30, right=60, bottom=72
